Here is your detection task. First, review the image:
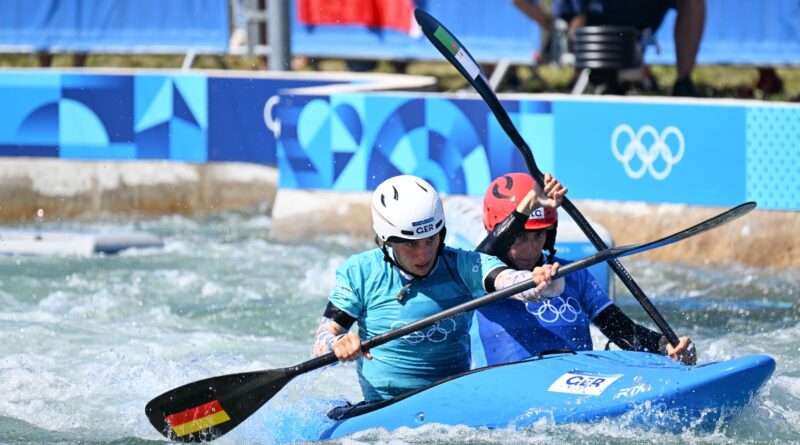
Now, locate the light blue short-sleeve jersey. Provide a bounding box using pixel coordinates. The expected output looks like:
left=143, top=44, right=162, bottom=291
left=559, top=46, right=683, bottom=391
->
left=471, top=257, right=613, bottom=367
left=328, top=246, right=506, bottom=402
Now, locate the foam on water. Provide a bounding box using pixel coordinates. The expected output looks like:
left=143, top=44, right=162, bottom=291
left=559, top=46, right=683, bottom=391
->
left=0, top=211, right=798, bottom=444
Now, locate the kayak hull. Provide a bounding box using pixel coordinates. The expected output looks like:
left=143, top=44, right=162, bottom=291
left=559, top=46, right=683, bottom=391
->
left=273, top=351, right=774, bottom=443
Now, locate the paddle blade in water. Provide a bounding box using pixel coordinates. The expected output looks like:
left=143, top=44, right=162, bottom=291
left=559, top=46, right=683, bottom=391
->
left=145, top=368, right=292, bottom=442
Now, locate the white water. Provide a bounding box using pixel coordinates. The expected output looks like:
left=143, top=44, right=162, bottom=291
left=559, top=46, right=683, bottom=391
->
left=0, top=210, right=798, bottom=444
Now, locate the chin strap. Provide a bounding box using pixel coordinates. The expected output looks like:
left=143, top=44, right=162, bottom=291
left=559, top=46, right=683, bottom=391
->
left=377, top=241, right=421, bottom=303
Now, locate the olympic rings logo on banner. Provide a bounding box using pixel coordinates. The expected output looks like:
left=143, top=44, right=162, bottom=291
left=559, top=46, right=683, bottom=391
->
left=611, top=124, right=685, bottom=180
left=526, top=296, right=582, bottom=323
left=263, top=95, right=281, bottom=138
left=391, top=318, right=457, bottom=344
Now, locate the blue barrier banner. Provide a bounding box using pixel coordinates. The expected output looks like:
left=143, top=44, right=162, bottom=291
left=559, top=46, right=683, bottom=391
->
left=745, top=106, right=800, bottom=211
left=0, top=0, right=229, bottom=52
left=2, top=70, right=796, bottom=211
left=554, top=101, right=746, bottom=207
left=134, top=74, right=208, bottom=161
left=0, top=72, right=138, bottom=159
left=276, top=91, right=796, bottom=211
left=0, top=70, right=336, bottom=164
left=208, top=77, right=345, bottom=165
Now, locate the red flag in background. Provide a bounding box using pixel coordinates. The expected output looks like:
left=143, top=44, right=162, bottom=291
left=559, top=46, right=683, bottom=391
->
left=297, top=0, right=416, bottom=34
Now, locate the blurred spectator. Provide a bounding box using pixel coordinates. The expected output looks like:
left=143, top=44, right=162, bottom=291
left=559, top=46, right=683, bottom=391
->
left=477, top=0, right=555, bottom=92
left=737, top=67, right=786, bottom=99
left=522, top=0, right=705, bottom=96
left=512, top=0, right=558, bottom=63
left=567, top=0, right=704, bottom=96
left=345, top=60, right=377, bottom=72
left=756, top=67, right=784, bottom=96
left=38, top=52, right=87, bottom=67
left=229, top=0, right=247, bottom=51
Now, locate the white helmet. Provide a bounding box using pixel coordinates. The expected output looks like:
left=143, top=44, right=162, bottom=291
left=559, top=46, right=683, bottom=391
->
left=371, top=175, right=445, bottom=243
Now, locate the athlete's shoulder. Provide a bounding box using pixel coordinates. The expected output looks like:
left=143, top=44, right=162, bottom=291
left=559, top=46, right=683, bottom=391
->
left=351, top=247, right=384, bottom=261
left=343, top=248, right=389, bottom=273
left=443, top=245, right=500, bottom=264
left=442, top=245, right=471, bottom=256
left=446, top=245, right=500, bottom=258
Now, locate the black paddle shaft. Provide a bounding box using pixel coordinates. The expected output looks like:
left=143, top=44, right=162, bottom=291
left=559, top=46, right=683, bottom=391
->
left=484, top=89, right=680, bottom=345
left=413, top=8, right=680, bottom=346
left=283, top=202, right=754, bottom=368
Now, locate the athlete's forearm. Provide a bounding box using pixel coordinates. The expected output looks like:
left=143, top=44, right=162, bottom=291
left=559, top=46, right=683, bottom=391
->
left=494, top=269, right=543, bottom=302
left=593, top=305, right=662, bottom=353
left=311, top=316, right=346, bottom=357
left=476, top=210, right=528, bottom=259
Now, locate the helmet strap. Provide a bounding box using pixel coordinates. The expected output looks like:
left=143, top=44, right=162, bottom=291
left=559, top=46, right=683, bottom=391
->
left=437, top=227, right=447, bottom=256
left=376, top=236, right=400, bottom=269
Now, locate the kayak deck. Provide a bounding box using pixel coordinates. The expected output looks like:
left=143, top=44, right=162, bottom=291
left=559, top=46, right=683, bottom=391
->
left=270, top=351, right=775, bottom=443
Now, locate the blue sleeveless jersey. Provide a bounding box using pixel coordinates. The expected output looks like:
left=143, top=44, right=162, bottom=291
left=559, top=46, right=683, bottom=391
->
left=329, top=246, right=506, bottom=402
left=471, top=258, right=612, bottom=367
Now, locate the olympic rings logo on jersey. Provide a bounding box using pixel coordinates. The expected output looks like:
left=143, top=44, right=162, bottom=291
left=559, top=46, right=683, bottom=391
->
left=391, top=318, right=457, bottom=344
left=526, top=296, right=582, bottom=323
left=611, top=124, right=685, bottom=180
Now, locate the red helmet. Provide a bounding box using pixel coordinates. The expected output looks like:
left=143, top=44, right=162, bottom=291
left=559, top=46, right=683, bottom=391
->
left=483, top=173, right=558, bottom=232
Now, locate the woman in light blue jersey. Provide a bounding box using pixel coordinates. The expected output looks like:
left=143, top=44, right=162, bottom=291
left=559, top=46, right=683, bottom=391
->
left=311, top=175, right=564, bottom=403
left=475, top=172, right=696, bottom=366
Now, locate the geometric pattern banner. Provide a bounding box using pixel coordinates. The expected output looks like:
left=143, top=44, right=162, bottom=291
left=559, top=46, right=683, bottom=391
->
left=135, top=74, right=208, bottom=161
left=1, top=69, right=797, bottom=211
left=275, top=93, right=548, bottom=195
left=0, top=70, right=333, bottom=165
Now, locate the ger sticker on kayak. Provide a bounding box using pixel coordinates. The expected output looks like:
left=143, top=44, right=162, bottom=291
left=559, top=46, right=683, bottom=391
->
left=547, top=371, right=623, bottom=396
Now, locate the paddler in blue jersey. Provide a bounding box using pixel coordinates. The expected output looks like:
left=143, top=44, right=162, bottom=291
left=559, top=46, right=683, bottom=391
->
left=475, top=172, right=697, bottom=366
left=311, top=174, right=564, bottom=403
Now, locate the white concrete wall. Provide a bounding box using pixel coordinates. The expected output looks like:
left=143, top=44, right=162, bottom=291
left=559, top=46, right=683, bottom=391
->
left=0, top=158, right=277, bottom=221
left=269, top=188, right=800, bottom=270
left=3, top=158, right=795, bottom=269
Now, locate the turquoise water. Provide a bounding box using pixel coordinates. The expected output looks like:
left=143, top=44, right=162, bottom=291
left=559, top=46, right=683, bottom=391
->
left=0, top=210, right=798, bottom=444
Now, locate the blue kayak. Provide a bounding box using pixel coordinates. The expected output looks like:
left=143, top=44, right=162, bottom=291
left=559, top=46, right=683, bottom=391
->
left=271, top=350, right=774, bottom=443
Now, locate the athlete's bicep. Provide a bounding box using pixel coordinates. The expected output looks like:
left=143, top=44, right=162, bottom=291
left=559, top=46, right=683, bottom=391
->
left=324, top=301, right=357, bottom=329
left=484, top=266, right=508, bottom=292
